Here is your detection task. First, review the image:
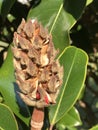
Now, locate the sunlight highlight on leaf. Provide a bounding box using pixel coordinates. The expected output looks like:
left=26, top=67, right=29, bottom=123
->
left=86, top=0, right=93, bottom=5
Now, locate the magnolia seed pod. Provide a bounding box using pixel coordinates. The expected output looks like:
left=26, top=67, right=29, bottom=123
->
left=13, top=18, right=63, bottom=130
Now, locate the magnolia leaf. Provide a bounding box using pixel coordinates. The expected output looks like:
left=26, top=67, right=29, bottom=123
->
left=28, top=0, right=86, bottom=53
left=57, top=107, right=82, bottom=129
left=49, top=46, right=88, bottom=125
left=0, top=47, right=31, bottom=126
left=0, top=103, right=18, bottom=130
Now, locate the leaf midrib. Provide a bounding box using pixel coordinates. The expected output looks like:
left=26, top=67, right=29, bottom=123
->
left=49, top=3, right=63, bottom=34
left=51, top=49, right=78, bottom=124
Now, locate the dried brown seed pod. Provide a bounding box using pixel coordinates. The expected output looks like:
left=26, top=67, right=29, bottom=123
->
left=13, top=18, right=63, bottom=130
left=13, top=18, right=63, bottom=108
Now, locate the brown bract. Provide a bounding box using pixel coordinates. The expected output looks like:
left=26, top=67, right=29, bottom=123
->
left=12, top=18, right=63, bottom=108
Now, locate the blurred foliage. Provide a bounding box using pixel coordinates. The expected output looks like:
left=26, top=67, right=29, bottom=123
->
left=70, top=0, right=98, bottom=129
left=0, top=0, right=98, bottom=130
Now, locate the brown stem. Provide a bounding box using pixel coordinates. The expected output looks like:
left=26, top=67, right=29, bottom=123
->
left=31, top=107, right=44, bottom=130
left=49, top=124, right=54, bottom=130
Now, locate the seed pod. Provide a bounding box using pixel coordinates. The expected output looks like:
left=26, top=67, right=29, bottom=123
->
left=12, top=18, right=63, bottom=108
left=13, top=18, right=64, bottom=130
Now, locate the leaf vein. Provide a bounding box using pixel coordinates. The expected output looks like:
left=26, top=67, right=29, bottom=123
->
left=49, top=3, right=63, bottom=33
left=52, top=49, right=78, bottom=124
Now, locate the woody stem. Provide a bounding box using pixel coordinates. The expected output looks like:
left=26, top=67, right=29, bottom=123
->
left=31, top=107, right=44, bottom=130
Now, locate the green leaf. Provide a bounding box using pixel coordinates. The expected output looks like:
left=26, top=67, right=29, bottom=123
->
left=86, top=0, right=93, bottom=5
left=56, top=125, right=77, bottom=130
left=0, top=103, right=18, bottom=130
left=49, top=46, right=88, bottom=125
left=57, top=107, right=81, bottom=129
left=0, top=96, right=3, bottom=103
left=1, top=0, right=16, bottom=20
left=28, top=0, right=86, bottom=53
left=0, top=0, right=3, bottom=14
left=0, top=126, right=4, bottom=130
left=0, top=47, right=31, bottom=126
left=89, top=125, right=98, bottom=130
left=0, top=41, right=9, bottom=52
left=66, top=126, right=77, bottom=130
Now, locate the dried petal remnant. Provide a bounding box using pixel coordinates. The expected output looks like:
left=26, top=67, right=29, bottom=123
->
left=13, top=19, right=63, bottom=108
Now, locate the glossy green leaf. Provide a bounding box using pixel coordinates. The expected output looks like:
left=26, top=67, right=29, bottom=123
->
left=49, top=46, right=88, bottom=125
left=57, top=107, right=81, bottom=129
left=0, top=47, right=31, bottom=126
left=0, top=103, right=18, bottom=130
left=1, top=0, right=16, bottom=20
left=90, top=125, right=98, bottom=130
left=28, top=0, right=86, bottom=53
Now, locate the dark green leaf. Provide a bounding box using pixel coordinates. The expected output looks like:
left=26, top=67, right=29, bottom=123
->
left=28, top=0, right=86, bottom=53
left=49, top=46, right=88, bottom=125
left=0, top=47, right=31, bottom=126
left=1, top=0, right=16, bottom=20
left=0, top=103, right=18, bottom=130
left=63, top=0, right=86, bottom=20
